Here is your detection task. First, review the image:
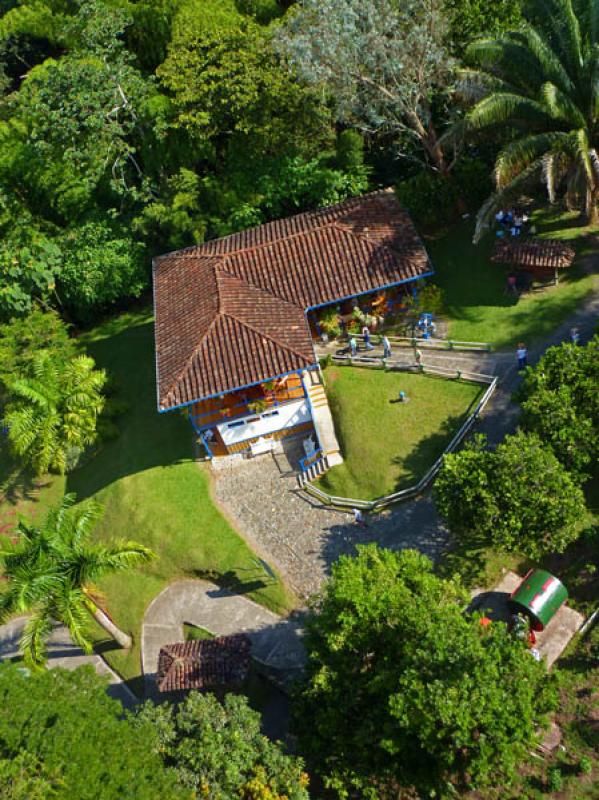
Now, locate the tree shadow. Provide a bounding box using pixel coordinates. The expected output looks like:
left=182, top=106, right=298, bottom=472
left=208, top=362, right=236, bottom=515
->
left=191, top=568, right=270, bottom=597
left=390, top=412, right=471, bottom=492
left=65, top=316, right=192, bottom=501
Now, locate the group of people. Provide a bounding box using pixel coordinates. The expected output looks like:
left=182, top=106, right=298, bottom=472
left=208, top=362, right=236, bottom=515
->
left=495, top=208, right=532, bottom=238
left=349, top=326, right=393, bottom=359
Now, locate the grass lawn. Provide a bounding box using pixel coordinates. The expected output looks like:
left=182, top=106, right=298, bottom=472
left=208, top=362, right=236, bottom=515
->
left=429, top=207, right=598, bottom=349
left=1, top=309, right=296, bottom=692
left=314, top=366, right=483, bottom=501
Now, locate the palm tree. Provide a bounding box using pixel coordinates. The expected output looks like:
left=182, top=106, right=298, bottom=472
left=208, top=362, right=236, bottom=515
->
left=459, top=0, right=599, bottom=240
left=0, top=494, right=154, bottom=667
left=3, top=350, right=106, bottom=475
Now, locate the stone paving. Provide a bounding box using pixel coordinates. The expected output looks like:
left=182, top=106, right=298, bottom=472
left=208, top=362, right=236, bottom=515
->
left=0, top=616, right=137, bottom=708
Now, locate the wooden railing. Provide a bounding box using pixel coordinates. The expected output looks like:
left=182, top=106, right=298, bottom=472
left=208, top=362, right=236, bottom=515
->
left=302, top=371, right=498, bottom=511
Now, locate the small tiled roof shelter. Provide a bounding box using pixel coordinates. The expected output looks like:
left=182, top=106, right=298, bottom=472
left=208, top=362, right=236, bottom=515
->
left=153, top=189, right=433, bottom=458
left=491, top=239, right=576, bottom=284
left=156, top=634, right=251, bottom=693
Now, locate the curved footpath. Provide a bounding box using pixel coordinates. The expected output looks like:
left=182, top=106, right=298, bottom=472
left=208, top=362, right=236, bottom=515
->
left=141, top=579, right=305, bottom=698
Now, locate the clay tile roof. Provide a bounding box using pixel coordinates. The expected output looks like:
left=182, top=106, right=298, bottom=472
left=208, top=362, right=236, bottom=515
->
left=153, top=189, right=432, bottom=410
left=156, top=634, right=251, bottom=693
left=492, top=239, right=576, bottom=269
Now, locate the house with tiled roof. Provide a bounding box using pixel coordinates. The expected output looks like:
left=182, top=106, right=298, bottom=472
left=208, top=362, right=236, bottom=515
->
left=153, top=189, right=433, bottom=463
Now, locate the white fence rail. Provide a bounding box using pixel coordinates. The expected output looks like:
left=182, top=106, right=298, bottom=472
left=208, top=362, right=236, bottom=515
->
left=302, top=372, right=498, bottom=512
left=348, top=332, right=492, bottom=352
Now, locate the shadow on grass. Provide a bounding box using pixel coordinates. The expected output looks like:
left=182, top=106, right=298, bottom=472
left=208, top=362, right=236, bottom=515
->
left=0, top=442, right=49, bottom=507
left=191, top=568, right=271, bottom=597
left=66, top=316, right=192, bottom=502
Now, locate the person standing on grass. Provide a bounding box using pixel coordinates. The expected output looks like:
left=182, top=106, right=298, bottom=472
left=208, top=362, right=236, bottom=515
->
left=382, top=335, right=391, bottom=359
left=353, top=508, right=367, bottom=528
left=516, top=342, right=528, bottom=370
left=414, top=348, right=423, bottom=368
left=350, top=337, right=357, bottom=356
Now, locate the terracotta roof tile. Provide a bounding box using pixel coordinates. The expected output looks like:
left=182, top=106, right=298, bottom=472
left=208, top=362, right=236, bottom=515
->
left=156, top=634, right=251, bottom=692
left=492, top=239, right=576, bottom=269
left=154, top=190, right=432, bottom=410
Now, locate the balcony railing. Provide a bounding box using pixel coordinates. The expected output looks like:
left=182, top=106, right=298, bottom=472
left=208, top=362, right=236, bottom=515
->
left=190, top=386, right=305, bottom=430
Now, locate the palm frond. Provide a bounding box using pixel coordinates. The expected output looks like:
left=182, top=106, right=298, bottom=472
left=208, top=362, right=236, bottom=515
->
left=572, top=128, right=594, bottom=183
left=54, top=586, right=93, bottom=654
left=541, top=82, right=586, bottom=126
left=466, top=93, right=553, bottom=132
left=21, top=609, right=54, bottom=668
left=495, top=132, right=569, bottom=188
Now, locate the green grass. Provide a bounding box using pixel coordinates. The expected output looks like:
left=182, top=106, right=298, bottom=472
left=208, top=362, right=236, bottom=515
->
left=314, top=367, right=483, bottom=501
left=183, top=624, right=214, bottom=641
left=429, top=207, right=598, bottom=349
left=1, top=310, right=296, bottom=691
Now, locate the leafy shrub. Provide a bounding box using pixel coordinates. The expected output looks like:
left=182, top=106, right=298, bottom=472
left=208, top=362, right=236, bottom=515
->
left=396, top=156, right=491, bottom=228
left=133, top=692, right=309, bottom=800
left=518, top=336, right=599, bottom=479
left=58, top=220, right=147, bottom=323
left=579, top=756, right=593, bottom=775
left=319, top=307, right=342, bottom=338
left=547, top=765, right=563, bottom=791
left=415, top=283, right=444, bottom=315
left=434, top=431, right=586, bottom=559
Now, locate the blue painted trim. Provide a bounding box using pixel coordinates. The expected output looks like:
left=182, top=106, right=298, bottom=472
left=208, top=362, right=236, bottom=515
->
left=299, top=447, right=323, bottom=472
left=199, top=431, right=213, bottom=459
left=303, top=272, right=435, bottom=313
left=160, top=367, right=318, bottom=414
left=190, top=396, right=298, bottom=433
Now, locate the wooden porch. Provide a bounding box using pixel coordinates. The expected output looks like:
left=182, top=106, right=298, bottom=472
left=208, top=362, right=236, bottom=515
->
left=189, top=373, right=305, bottom=429
left=204, top=420, right=315, bottom=457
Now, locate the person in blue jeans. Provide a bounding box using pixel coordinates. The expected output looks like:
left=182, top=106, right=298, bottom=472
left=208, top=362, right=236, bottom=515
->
left=516, top=343, right=528, bottom=369
left=349, top=337, right=357, bottom=356
left=382, top=335, right=391, bottom=359
left=362, top=325, right=374, bottom=350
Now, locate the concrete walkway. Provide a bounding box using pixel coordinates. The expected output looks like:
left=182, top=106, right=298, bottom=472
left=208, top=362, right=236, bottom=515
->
left=141, top=580, right=306, bottom=698
left=0, top=616, right=138, bottom=708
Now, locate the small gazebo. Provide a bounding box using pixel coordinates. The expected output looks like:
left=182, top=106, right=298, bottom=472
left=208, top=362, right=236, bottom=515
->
left=491, top=239, right=576, bottom=284
left=156, top=634, right=251, bottom=694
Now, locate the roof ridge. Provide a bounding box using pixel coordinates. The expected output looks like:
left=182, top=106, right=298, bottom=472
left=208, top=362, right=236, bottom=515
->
left=219, top=310, right=313, bottom=365
left=161, top=314, right=221, bottom=405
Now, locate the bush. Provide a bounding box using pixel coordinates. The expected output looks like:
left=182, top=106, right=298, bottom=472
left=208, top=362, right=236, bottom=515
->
left=296, top=545, right=557, bottom=798
left=434, top=431, right=586, bottom=559
left=133, top=692, right=309, bottom=800
left=57, top=220, right=147, bottom=323
left=396, top=156, right=491, bottom=229
left=0, top=665, right=185, bottom=799
left=579, top=756, right=593, bottom=775
left=546, top=765, right=563, bottom=792
left=415, top=283, right=444, bottom=315
left=518, top=336, right=599, bottom=479
left=319, top=306, right=342, bottom=338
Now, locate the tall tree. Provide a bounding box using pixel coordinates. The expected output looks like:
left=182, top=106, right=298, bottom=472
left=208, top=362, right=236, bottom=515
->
left=296, top=545, right=556, bottom=798
left=0, top=494, right=154, bottom=664
left=460, top=0, right=599, bottom=239
left=277, top=0, right=455, bottom=173
left=3, top=350, right=106, bottom=475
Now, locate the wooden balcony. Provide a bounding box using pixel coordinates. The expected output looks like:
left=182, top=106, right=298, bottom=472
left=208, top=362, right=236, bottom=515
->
left=190, top=373, right=305, bottom=429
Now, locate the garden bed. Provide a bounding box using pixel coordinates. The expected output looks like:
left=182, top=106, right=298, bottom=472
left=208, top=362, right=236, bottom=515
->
left=314, top=366, right=484, bottom=501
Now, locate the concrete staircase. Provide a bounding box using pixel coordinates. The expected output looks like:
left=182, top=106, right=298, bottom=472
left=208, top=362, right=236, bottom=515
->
left=296, top=453, right=330, bottom=488
left=302, top=370, right=343, bottom=480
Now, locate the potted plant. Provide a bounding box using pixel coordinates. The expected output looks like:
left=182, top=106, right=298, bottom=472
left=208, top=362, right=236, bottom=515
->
left=248, top=398, right=268, bottom=414
left=319, top=307, right=342, bottom=339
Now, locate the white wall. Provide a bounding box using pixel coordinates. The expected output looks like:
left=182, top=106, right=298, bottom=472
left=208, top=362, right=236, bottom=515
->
left=217, top=399, right=312, bottom=446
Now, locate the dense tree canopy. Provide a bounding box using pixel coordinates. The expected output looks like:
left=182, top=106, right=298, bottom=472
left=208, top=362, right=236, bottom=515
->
left=0, top=665, right=186, bottom=799
left=296, top=545, right=556, bottom=798
left=134, top=691, right=309, bottom=800
left=434, top=431, right=585, bottom=558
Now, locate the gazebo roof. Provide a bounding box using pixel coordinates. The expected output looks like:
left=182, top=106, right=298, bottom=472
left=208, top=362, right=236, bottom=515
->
left=156, top=634, right=251, bottom=692
left=491, top=239, right=576, bottom=270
